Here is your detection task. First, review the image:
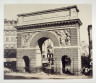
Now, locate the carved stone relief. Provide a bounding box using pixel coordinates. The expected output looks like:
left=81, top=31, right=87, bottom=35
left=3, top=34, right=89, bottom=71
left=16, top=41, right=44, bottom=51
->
left=54, top=29, right=71, bottom=46
left=22, top=32, right=34, bottom=47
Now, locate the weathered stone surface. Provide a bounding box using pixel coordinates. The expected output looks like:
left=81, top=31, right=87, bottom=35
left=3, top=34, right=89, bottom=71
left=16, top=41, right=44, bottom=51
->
left=16, top=5, right=81, bottom=74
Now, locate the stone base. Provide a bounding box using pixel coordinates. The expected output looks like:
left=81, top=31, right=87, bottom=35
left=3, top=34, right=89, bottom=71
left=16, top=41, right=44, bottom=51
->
left=54, top=68, right=62, bottom=74
left=70, top=68, right=81, bottom=75
left=29, top=67, right=42, bottom=73
left=54, top=67, right=81, bottom=75
left=16, top=66, right=25, bottom=72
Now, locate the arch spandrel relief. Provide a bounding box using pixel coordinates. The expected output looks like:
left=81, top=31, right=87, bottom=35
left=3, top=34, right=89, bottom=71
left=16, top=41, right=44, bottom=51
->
left=54, top=29, right=71, bottom=46
left=21, top=29, right=71, bottom=48
left=21, top=32, right=34, bottom=48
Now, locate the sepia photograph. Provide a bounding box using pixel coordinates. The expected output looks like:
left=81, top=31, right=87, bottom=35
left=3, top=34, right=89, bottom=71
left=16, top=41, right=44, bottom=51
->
left=4, top=4, right=92, bottom=79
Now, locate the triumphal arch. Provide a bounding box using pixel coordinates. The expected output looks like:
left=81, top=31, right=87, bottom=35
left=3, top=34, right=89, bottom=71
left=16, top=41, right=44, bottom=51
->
left=15, top=5, right=82, bottom=74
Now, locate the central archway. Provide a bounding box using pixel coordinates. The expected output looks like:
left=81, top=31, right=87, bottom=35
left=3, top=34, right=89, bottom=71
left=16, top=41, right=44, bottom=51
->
left=29, top=31, right=60, bottom=73
left=30, top=31, right=60, bottom=47
left=38, top=37, right=48, bottom=54
left=35, top=36, right=54, bottom=73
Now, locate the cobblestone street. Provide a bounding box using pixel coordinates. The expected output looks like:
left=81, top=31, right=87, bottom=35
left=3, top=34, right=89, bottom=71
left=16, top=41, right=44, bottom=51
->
left=4, top=72, right=92, bottom=79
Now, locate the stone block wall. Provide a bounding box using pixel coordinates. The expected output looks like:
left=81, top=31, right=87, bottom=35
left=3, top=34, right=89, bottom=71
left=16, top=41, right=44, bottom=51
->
left=54, top=47, right=81, bottom=74
left=16, top=26, right=80, bottom=74
left=70, top=28, right=78, bottom=46
left=16, top=49, right=36, bottom=72
left=17, top=32, right=22, bottom=48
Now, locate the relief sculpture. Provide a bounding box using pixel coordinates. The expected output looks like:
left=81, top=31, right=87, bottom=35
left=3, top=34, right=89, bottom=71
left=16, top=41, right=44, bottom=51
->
left=55, top=29, right=71, bottom=46
left=22, top=32, right=33, bottom=47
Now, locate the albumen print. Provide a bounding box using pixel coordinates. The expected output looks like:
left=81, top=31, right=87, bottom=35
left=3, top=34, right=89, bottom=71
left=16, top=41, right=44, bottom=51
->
left=4, top=4, right=92, bottom=79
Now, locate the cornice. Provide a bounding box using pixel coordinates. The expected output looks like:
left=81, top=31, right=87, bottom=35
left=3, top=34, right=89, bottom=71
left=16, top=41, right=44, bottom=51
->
left=15, top=19, right=82, bottom=30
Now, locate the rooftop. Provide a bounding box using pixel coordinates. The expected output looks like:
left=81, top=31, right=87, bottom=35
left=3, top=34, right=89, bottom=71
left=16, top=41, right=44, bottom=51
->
left=17, top=5, right=79, bottom=17
left=4, top=19, right=17, bottom=25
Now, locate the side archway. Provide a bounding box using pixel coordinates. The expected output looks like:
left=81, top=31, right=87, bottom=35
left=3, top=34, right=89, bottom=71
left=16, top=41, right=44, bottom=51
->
left=23, top=56, right=30, bottom=72
left=61, top=55, right=71, bottom=74
left=30, top=31, right=60, bottom=47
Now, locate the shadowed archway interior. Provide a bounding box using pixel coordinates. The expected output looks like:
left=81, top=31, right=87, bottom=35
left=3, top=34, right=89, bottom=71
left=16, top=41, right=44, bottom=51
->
left=61, top=55, right=71, bottom=73
left=38, top=37, right=48, bottom=54
left=23, top=56, right=29, bottom=72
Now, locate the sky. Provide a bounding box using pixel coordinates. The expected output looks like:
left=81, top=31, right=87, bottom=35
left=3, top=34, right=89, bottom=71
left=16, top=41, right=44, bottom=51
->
left=4, top=4, right=92, bottom=44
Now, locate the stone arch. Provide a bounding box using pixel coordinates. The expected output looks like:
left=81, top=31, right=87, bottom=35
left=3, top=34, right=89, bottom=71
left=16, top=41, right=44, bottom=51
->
left=30, top=31, right=59, bottom=47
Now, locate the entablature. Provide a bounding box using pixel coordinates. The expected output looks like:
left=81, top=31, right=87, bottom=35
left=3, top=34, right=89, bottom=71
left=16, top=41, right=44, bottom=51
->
left=15, top=19, right=82, bottom=30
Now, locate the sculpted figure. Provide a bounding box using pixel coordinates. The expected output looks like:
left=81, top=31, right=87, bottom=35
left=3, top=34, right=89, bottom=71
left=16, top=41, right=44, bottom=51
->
left=22, top=32, right=33, bottom=47
left=55, top=29, right=71, bottom=46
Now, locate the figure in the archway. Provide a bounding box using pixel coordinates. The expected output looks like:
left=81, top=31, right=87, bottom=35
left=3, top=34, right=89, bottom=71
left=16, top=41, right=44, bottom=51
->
left=38, top=38, right=54, bottom=73
left=47, top=44, right=53, bottom=65
left=41, top=39, right=53, bottom=66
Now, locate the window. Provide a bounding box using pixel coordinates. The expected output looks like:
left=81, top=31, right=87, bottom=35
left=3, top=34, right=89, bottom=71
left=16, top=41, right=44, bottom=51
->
left=6, top=37, right=9, bottom=42
left=9, top=37, right=11, bottom=42
left=9, top=31, right=11, bottom=35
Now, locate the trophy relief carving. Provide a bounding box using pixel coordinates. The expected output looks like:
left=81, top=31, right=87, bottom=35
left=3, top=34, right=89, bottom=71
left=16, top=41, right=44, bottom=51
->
left=55, top=29, right=71, bottom=46
left=22, top=32, right=33, bottom=47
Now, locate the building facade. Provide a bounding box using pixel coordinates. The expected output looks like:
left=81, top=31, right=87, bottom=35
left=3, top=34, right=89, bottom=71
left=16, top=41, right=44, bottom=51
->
left=4, top=19, right=17, bottom=69
left=15, top=5, right=82, bottom=74
left=88, top=25, right=92, bottom=59
left=88, top=25, right=92, bottom=69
